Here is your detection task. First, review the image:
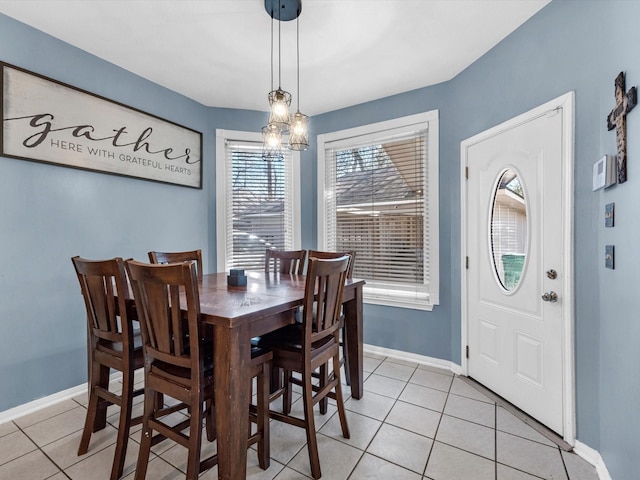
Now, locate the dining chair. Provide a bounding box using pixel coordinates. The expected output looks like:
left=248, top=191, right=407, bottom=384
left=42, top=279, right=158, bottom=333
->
left=262, top=248, right=307, bottom=398
left=257, top=256, right=351, bottom=479
left=264, top=248, right=307, bottom=275
left=304, top=251, right=356, bottom=414
left=125, top=259, right=272, bottom=480
left=307, top=250, right=356, bottom=385
left=71, top=256, right=144, bottom=480
left=148, top=249, right=203, bottom=279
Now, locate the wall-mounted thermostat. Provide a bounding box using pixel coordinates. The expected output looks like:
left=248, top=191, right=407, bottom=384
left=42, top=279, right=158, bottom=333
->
left=593, top=155, right=617, bottom=191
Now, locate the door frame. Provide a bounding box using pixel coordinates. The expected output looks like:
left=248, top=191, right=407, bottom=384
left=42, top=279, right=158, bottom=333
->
left=460, top=92, right=575, bottom=444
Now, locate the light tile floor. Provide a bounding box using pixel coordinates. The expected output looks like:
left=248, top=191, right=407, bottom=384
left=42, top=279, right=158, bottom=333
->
left=0, top=353, right=600, bottom=479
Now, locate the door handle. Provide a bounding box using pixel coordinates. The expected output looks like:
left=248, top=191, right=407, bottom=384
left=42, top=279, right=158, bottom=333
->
left=541, top=291, right=558, bottom=302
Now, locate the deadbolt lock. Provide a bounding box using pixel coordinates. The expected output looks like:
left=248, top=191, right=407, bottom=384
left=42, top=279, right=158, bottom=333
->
left=546, top=269, right=558, bottom=280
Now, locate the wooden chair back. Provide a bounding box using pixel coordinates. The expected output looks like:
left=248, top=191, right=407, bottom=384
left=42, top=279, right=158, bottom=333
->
left=306, top=250, right=355, bottom=387
left=126, top=260, right=202, bottom=378
left=148, top=249, right=203, bottom=279
left=72, top=256, right=133, bottom=356
left=303, top=256, right=350, bottom=347
left=307, top=250, right=356, bottom=278
left=264, top=248, right=307, bottom=275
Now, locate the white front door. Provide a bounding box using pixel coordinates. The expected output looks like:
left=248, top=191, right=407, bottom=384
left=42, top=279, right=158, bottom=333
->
left=461, top=93, right=574, bottom=437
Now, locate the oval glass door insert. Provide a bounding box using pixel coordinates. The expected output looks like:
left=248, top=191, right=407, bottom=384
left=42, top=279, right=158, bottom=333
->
left=490, top=169, right=528, bottom=291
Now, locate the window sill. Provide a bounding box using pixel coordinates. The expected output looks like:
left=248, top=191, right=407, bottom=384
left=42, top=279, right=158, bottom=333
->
left=364, top=294, right=436, bottom=312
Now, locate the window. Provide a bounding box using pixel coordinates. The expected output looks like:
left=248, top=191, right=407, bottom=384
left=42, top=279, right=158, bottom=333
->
left=318, top=111, right=439, bottom=310
left=216, top=130, right=300, bottom=272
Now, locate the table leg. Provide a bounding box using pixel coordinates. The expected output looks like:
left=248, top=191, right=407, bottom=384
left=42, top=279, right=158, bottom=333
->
left=214, top=323, right=250, bottom=480
left=343, top=285, right=363, bottom=399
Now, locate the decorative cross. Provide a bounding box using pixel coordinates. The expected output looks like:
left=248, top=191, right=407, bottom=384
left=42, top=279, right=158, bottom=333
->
left=607, top=71, right=637, bottom=184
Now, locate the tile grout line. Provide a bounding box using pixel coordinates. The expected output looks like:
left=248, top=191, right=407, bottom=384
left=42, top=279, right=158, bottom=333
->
left=346, top=356, right=427, bottom=479
left=13, top=422, right=72, bottom=479
left=420, top=369, right=456, bottom=479
left=352, top=357, right=414, bottom=477
left=494, top=401, right=498, bottom=480
left=459, top=376, right=572, bottom=451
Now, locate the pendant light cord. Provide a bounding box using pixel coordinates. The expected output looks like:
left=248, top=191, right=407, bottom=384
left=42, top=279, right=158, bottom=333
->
left=278, top=2, right=282, bottom=89
left=296, top=15, right=300, bottom=111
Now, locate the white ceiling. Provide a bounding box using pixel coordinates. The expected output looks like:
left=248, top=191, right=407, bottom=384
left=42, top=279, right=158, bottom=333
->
left=0, top=0, right=550, bottom=116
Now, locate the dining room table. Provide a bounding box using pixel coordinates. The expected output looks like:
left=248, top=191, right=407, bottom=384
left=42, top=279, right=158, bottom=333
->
left=196, top=270, right=365, bottom=480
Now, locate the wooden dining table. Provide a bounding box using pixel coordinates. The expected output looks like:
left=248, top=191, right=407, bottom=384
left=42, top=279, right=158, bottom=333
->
left=197, top=270, right=365, bottom=480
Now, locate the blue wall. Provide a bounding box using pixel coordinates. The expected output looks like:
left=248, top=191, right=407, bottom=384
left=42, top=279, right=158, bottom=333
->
left=2, top=1, right=640, bottom=477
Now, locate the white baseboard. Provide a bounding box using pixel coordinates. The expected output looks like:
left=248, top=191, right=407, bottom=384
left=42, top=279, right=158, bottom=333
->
left=363, top=343, right=463, bottom=375
left=0, top=372, right=124, bottom=425
left=0, top=383, right=88, bottom=425
left=573, top=440, right=612, bottom=480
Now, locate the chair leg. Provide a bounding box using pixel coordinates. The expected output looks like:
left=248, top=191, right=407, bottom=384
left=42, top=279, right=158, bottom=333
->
left=205, top=398, right=216, bottom=442
left=78, top=359, right=105, bottom=456
left=257, top=361, right=271, bottom=470
left=93, top=364, right=110, bottom=432
left=77, top=386, right=99, bottom=456
left=110, top=370, right=134, bottom=480
left=185, top=395, right=204, bottom=480
left=302, top=370, right=321, bottom=479
left=282, top=370, right=292, bottom=415
left=319, top=364, right=328, bottom=414
left=342, top=325, right=351, bottom=386
left=134, top=387, right=155, bottom=480
left=333, top=355, right=350, bottom=440
left=269, top=366, right=281, bottom=395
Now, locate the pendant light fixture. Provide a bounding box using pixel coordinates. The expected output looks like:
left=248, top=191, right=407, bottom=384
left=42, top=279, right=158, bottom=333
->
left=288, top=15, right=309, bottom=151
left=262, top=8, right=284, bottom=160
left=262, top=0, right=307, bottom=157
left=262, top=123, right=282, bottom=159
left=267, top=5, right=291, bottom=129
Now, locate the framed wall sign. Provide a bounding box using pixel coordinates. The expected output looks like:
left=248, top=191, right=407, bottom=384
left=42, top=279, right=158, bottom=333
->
left=1, top=62, right=202, bottom=188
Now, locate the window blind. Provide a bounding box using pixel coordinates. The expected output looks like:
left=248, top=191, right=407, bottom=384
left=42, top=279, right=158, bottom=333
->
left=324, top=128, right=430, bottom=306
left=224, top=140, right=294, bottom=271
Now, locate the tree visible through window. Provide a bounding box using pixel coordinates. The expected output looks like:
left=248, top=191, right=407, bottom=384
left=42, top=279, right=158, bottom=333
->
left=334, top=144, right=424, bottom=283
left=215, top=131, right=300, bottom=273
left=231, top=152, right=286, bottom=271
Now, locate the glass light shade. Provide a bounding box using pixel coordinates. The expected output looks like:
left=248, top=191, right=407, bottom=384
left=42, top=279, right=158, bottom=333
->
left=288, top=111, right=309, bottom=151
left=268, top=88, right=292, bottom=128
left=262, top=123, right=282, bottom=159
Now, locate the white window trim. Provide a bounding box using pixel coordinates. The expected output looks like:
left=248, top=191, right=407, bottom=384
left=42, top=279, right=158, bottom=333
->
left=317, top=111, right=439, bottom=311
left=215, top=129, right=301, bottom=272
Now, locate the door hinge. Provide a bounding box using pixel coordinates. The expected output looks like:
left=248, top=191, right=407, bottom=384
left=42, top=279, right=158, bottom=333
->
left=546, top=106, right=562, bottom=118
left=466, top=345, right=469, bottom=358
left=466, top=256, right=469, bottom=269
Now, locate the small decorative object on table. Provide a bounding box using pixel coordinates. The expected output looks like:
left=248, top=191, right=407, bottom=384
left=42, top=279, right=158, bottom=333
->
left=228, top=268, right=247, bottom=286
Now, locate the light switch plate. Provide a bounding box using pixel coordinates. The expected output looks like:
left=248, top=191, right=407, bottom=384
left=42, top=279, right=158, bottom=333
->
left=605, top=203, right=615, bottom=227
left=605, top=245, right=615, bottom=269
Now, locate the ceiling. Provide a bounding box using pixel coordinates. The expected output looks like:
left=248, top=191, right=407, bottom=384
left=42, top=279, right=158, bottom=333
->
left=0, top=0, right=551, bottom=116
